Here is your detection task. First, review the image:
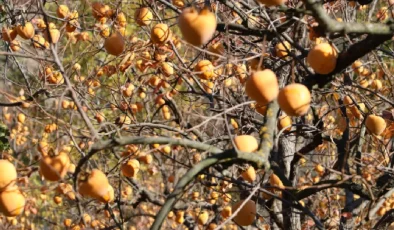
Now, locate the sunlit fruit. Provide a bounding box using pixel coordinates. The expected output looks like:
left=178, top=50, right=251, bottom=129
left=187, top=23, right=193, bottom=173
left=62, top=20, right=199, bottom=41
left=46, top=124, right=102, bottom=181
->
left=116, top=12, right=127, bottom=27
left=0, top=160, right=17, bottom=190
left=98, top=24, right=110, bottom=38
left=9, top=40, right=20, bottom=51
left=17, top=113, right=26, bottom=123
left=57, top=5, right=69, bottom=18
left=275, top=41, right=291, bottom=58
left=221, top=206, right=232, bottom=218
left=104, top=32, right=125, bottom=56
left=352, top=60, right=364, bottom=74
left=78, top=169, right=112, bottom=202
left=365, top=115, right=386, bottom=135
left=178, top=7, right=217, bottom=46
left=377, top=7, right=389, bottom=21
left=2, top=27, right=17, bottom=42
left=0, top=187, right=25, bottom=217
left=197, top=210, right=209, bottom=225
left=307, top=43, right=337, bottom=74
left=150, top=24, right=172, bottom=45
left=315, top=164, right=325, bottom=175
left=233, top=135, right=258, bottom=152
left=33, top=35, right=46, bottom=48
left=175, top=211, right=185, bottom=224
left=278, top=115, right=292, bottom=132
left=241, top=166, right=256, bottom=183
left=47, top=26, right=61, bottom=43
left=194, top=60, right=216, bottom=80
left=270, top=173, right=284, bottom=188
left=255, top=103, right=267, bottom=115
left=53, top=195, right=62, bottom=204
left=230, top=118, right=239, bottom=129
left=134, top=7, right=153, bottom=26
left=232, top=200, right=256, bottom=226
left=161, top=62, right=174, bottom=76
left=173, top=0, right=185, bottom=7
left=245, top=69, right=279, bottom=105
left=64, top=219, right=72, bottom=227
left=371, top=79, right=382, bottom=91
left=16, top=22, right=35, bottom=39
left=277, top=83, right=311, bottom=116
left=121, top=159, right=140, bottom=178
left=39, top=151, right=70, bottom=181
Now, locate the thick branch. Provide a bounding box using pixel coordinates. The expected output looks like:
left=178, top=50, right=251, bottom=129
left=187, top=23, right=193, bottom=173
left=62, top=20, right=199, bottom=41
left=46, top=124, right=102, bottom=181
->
left=305, top=0, right=394, bottom=35
left=150, top=149, right=268, bottom=230
left=304, top=34, right=392, bottom=89
left=73, top=136, right=223, bottom=191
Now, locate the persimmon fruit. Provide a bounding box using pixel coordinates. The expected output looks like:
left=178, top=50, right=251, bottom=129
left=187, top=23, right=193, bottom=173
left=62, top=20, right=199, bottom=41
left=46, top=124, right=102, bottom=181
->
left=233, top=135, right=258, bottom=152
left=277, top=83, right=311, bottom=116
left=245, top=69, right=279, bottom=105
left=178, top=7, right=217, bottom=46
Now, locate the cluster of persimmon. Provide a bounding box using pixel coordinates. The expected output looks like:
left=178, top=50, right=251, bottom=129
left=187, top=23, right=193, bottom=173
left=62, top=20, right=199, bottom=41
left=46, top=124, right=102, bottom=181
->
left=0, top=160, right=25, bottom=217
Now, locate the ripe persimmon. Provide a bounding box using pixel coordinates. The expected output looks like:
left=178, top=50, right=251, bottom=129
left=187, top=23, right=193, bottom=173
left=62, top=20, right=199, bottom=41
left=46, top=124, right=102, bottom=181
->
left=78, top=169, right=112, bottom=201
left=57, top=5, right=70, bottom=18
left=39, top=151, right=70, bottom=181
left=10, top=40, right=20, bottom=52
left=277, top=83, right=311, bottom=116
left=33, top=35, right=46, bottom=48
left=275, top=41, right=291, bottom=58
left=241, top=166, right=256, bottom=183
left=278, top=115, right=292, bottom=132
left=104, top=32, right=125, bottom=56
left=197, top=210, right=209, bottom=225
left=0, top=187, right=25, bottom=217
left=194, top=60, right=216, bottom=80
left=178, top=7, right=217, bottom=46
left=365, top=115, right=386, bottom=135
left=150, top=24, right=171, bottom=45
left=1, top=27, right=17, bottom=42
left=307, top=43, right=337, bottom=74
left=232, top=200, right=256, bottom=226
left=233, top=135, right=258, bottom=152
left=0, top=160, right=17, bottom=190
left=121, top=159, right=140, bottom=178
left=16, top=22, right=35, bottom=40
left=134, top=7, right=153, bottom=26
left=245, top=69, right=279, bottom=105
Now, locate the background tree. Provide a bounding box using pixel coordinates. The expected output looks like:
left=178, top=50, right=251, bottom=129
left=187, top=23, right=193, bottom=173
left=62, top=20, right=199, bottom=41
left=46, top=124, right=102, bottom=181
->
left=0, top=0, right=394, bottom=229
